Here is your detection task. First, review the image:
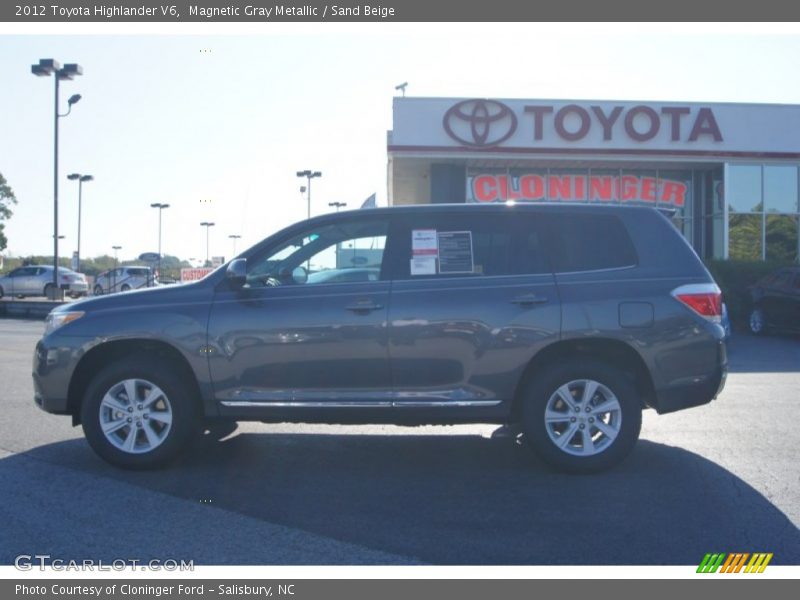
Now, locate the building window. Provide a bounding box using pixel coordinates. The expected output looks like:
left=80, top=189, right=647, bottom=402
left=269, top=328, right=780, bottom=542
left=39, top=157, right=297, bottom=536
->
left=727, top=164, right=800, bottom=262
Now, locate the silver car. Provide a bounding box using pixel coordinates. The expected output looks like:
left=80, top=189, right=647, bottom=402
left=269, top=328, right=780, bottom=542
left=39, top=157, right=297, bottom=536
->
left=0, top=265, right=88, bottom=299
left=93, top=266, right=155, bottom=295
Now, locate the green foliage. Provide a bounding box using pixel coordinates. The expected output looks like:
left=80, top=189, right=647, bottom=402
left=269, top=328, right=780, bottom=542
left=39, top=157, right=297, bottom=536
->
left=705, top=259, right=796, bottom=327
left=0, top=172, right=18, bottom=252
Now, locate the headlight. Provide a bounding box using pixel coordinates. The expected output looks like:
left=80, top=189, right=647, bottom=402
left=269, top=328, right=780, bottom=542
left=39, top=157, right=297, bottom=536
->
left=44, top=311, right=84, bottom=335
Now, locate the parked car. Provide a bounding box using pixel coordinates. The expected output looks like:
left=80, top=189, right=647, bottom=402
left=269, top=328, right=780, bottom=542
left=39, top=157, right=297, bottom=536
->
left=33, top=204, right=727, bottom=472
left=0, top=265, right=88, bottom=299
left=93, top=266, right=156, bottom=295
left=748, top=266, right=800, bottom=335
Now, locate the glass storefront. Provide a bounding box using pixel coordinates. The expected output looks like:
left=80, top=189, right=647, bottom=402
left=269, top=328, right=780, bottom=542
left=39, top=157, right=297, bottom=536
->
left=727, top=164, right=800, bottom=262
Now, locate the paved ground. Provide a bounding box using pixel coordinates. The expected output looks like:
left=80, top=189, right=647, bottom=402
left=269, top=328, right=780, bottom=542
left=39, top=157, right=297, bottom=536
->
left=0, top=319, right=798, bottom=565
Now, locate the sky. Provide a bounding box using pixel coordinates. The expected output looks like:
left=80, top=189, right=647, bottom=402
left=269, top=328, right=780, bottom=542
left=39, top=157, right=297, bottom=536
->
left=2, top=24, right=800, bottom=264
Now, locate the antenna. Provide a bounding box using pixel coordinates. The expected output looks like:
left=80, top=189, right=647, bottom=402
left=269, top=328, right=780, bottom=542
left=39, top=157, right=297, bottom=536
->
left=394, top=82, right=408, bottom=97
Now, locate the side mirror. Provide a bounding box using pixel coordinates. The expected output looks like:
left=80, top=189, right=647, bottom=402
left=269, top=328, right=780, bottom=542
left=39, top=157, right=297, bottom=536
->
left=226, top=258, right=247, bottom=289
left=292, top=266, right=308, bottom=284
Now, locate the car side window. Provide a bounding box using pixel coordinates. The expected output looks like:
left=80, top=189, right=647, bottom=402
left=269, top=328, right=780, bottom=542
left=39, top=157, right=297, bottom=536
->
left=543, top=213, right=638, bottom=273
left=395, top=214, right=529, bottom=279
left=246, top=219, right=388, bottom=288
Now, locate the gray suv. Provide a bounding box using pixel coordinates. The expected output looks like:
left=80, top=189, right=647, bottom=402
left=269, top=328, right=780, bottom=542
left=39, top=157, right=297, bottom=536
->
left=33, top=204, right=727, bottom=472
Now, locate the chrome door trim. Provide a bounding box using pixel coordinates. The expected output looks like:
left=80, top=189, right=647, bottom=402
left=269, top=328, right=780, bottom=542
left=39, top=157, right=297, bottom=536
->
left=219, top=399, right=502, bottom=408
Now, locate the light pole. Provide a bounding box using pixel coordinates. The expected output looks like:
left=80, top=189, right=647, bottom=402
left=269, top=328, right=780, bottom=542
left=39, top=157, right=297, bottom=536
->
left=112, top=245, right=121, bottom=291
left=31, top=58, right=83, bottom=299
left=296, top=170, right=322, bottom=220
left=328, top=201, right=347, bottom=212
left=200, top=222, right=215, bottom=266
left=150, top=203, right=169, bottom=280
left=67, top=173, right=93, bottom=272
left=228, top=234, right=241, bottom=256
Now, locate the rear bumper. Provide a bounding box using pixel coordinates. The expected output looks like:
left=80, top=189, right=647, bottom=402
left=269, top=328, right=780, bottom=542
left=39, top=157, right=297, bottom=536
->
left=654, top=339, right=727, bottom=414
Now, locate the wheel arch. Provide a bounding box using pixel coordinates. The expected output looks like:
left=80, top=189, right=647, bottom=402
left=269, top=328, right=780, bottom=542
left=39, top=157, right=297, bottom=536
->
left=510, top=337, right=657, bottom=422
left=67, top=338, right=202, bottom=425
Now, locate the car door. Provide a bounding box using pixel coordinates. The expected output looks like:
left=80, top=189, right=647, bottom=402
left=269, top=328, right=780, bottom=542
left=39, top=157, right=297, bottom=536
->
left=5, top=268, right=24, bottom=296
left=17, top=267, right=38, bottom=295
left=207, top=215, right=395, bottom=407
left=386, top=209, right=560, bottom=409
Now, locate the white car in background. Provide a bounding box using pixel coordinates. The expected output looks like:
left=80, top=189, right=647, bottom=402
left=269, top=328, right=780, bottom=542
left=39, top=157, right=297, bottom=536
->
left=0, top=265, right=88, bottom=298
left=93, top=266, right=156, bottom=295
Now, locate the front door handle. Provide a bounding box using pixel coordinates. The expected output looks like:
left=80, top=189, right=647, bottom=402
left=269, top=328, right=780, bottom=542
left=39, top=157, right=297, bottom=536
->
left=511, top=294, right=549, bottom=306
left=346, top=300, right=384, bottom=313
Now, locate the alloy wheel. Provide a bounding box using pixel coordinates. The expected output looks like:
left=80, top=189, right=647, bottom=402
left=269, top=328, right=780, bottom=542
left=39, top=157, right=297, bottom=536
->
left=544, top=379, right=622, bottom=457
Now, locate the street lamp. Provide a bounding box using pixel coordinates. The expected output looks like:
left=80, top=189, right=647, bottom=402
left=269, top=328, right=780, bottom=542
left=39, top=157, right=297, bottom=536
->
left=200, top=222, right=215, bottom=266
left=31, top=58, right=83, bottom=299
left=150, top=203, right=170, bottom=279
left=228, top=234, right=241, bottom=256
left=67, top=173, right=93, bottom=272
left=296, top=170, right=322, bottom=220
left=112, top=245, right=121, bottom=291
left=328, top=201, right=347, bottom=212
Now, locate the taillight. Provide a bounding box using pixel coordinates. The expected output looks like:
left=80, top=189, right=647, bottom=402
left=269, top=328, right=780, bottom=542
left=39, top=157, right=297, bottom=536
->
left=671, top=283, right=722, bottom=322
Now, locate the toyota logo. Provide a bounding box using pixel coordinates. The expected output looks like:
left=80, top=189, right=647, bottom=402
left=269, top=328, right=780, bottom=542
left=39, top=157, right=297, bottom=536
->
left=443, top=99, right=518, bottom=147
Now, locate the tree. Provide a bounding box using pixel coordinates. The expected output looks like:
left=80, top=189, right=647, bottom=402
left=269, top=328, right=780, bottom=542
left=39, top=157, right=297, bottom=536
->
left=0, top=172, right=18, bottom=252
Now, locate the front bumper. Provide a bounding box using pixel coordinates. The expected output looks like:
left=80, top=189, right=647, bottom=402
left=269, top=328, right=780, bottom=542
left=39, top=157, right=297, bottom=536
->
left=32, top=339, right=76, bottom=415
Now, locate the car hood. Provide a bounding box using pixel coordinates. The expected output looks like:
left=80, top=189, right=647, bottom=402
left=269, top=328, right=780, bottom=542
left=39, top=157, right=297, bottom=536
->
left=53, top=281, right=211, bottom=314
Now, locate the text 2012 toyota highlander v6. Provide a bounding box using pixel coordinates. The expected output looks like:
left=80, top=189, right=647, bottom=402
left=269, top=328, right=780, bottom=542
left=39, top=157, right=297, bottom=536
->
left=33, top=204, right=727, bottom=472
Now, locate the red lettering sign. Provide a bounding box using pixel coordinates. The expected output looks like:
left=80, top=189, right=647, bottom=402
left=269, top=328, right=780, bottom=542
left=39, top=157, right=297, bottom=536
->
left=468, top=174, right=686, bottom=207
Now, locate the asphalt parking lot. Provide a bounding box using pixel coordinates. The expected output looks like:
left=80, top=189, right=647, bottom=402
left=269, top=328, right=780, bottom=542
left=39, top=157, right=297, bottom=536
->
left=0, top=318, right=798, bottom=566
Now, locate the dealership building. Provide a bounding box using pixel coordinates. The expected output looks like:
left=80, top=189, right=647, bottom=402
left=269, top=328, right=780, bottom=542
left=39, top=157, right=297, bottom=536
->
left=387, top=97, right=800, bottom=262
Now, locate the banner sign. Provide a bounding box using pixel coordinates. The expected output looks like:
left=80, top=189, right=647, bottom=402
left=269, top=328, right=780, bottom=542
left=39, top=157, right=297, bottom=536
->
left=180, top=268, right=214, bottom=282
left=467, top=173, right=688, bottom=206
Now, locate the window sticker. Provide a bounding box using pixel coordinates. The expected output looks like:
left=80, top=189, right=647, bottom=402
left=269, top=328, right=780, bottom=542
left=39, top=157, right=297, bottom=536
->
left=437, top=231, right=474, bottom=274
left=410, top=256, right=437, bottom=276
left=411, top=229, right=438, bottom=255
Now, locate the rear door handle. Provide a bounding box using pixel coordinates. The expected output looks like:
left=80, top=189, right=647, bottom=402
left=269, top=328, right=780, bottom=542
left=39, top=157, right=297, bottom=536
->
left=346, top=300, right=384, bottom=313
left=511, top=294, right=549, bottom=306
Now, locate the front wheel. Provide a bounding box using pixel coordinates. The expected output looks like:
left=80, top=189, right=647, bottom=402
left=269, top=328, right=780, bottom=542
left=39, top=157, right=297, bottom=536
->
left=81, top=356, right=199, bottom=469
left=93, top=285, right=104, bottom=296
left=521, top=360, right=642, bottom=473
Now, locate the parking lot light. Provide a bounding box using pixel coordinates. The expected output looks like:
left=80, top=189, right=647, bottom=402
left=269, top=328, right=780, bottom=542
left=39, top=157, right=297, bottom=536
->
left=67, top=173, right=93, bottom=272
left=31, top=57, right=83, bottom=299
left=296, top=170, right=322, bottom=219
left=200, top=222, right=215, bottom=266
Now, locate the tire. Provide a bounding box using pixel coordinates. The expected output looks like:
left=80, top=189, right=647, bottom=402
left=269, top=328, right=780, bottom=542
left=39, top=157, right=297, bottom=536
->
left=43, top=283, right=54, bottom=299
left=121, top=284, right=131, bottom=292
left=749, top=306, right=768, bottom=335
left=93, top=285, right=104, bottom=296
left=520, top=359, right=642, bottom=474
left=80, top=355, right=200, bottom=469
left=0, top=285, right=4, bottom=299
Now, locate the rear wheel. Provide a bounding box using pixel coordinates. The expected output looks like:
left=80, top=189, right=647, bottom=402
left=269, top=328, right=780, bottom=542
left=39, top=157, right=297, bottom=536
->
left=521, top=360, right=642, bottom=473
left=0, top=285, right=4, bottom=299
left=93, top=285, right=104, bottom=296
left=43, top=283, right=55, bottom=299
left=121, top=284, right=131, bottom=292
left=81, top=356, right=200, bottom=469
left=749, top=306, right=768, bottom=335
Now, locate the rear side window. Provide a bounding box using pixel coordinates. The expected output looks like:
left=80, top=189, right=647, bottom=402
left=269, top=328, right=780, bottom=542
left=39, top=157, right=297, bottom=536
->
left=546, top=214, right=638, bottom=272
left=395, top=214, right=520, bottom=279
left=127, top=268, right=149, bottom=277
